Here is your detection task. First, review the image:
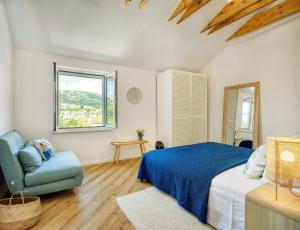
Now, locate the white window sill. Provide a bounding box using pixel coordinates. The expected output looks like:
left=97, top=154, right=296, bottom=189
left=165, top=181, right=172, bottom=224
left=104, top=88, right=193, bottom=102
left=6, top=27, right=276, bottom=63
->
left=53, top=127, right=115, bottom=134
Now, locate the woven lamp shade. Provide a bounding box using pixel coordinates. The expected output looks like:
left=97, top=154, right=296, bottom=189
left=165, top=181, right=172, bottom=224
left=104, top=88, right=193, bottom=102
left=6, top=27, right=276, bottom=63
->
left=266, top=137, right=300, bottom=188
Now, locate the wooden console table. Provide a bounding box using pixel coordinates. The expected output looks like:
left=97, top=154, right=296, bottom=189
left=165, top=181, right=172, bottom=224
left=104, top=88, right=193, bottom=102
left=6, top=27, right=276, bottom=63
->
left=111, top=140, right=148, bottom=164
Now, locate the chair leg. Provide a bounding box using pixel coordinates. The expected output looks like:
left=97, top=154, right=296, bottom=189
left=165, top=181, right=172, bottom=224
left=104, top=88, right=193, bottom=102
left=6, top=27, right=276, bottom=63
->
left=72, top=188, right=79, bottom=195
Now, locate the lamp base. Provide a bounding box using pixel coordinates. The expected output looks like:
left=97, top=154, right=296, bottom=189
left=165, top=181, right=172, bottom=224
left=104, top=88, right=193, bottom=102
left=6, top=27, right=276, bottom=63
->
left=290, top=188, right=300, bottom=197
left=275, top=184, right=300, bottom=200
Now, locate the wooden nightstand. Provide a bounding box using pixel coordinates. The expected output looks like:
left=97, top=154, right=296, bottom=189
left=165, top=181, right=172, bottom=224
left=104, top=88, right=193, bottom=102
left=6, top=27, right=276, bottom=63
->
left=245, top=183, right=300, bottom=230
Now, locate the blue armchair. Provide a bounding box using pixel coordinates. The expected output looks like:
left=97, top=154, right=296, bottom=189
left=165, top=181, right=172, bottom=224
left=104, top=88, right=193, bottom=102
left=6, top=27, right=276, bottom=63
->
left=0, top=131, right=83, bottom=196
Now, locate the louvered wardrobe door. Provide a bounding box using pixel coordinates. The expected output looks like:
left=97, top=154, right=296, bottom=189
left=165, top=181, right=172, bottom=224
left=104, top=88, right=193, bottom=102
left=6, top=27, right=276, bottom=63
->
left=191, top=74, right=207, bottom=144
left=172, top=118, right=190, bottom=147
left=172, top=71, right=190, bottom=118
left=172, top=71, right=190, bottom=146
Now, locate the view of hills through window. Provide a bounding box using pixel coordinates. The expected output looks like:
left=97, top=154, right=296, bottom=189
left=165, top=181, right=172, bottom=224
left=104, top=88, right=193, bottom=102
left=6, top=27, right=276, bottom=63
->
left=58, top=74, right=104, bottom=129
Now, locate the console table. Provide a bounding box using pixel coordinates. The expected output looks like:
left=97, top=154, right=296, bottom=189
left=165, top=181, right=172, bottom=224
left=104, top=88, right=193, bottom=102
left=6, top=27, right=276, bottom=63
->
left=111, top=140, right=148, bottom=164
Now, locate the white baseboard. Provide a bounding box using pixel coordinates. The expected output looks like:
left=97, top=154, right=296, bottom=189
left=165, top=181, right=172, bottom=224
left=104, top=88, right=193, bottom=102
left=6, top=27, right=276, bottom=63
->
left=82, top=153, right=142, bottom=166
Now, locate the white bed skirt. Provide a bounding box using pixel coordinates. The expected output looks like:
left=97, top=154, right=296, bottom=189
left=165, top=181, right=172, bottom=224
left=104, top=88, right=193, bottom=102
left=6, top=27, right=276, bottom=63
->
left=207, top=164, right=263, bottom=230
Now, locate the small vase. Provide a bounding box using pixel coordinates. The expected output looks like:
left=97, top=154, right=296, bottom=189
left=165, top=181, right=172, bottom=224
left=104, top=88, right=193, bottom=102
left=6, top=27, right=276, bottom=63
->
left=138, top=134, right=144, bottom=141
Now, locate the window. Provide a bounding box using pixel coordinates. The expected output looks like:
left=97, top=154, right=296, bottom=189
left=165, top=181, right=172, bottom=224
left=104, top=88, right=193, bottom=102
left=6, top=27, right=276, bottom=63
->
left=54, top=64, right=117, bottom=132
left=240, top=97, right=253, bottom=130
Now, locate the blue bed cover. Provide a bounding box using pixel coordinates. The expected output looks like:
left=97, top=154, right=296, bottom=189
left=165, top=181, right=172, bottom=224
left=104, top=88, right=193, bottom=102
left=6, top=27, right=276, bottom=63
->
left=137, top=142, right=253, bottom=223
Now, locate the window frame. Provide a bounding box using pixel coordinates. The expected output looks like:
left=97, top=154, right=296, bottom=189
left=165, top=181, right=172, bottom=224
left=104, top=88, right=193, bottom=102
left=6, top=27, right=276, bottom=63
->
left=53, top=63, right=118, bottom=133
left=105, top=74, right=118, bottom=128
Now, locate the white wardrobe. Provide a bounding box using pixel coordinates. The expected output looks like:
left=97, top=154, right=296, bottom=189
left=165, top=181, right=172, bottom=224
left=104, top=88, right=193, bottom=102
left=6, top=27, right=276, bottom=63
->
left=157, top=69, right=207, bottom=147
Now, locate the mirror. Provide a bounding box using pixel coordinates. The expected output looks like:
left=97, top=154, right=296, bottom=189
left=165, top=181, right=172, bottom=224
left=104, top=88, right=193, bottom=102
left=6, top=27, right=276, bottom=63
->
left=222, top=82, right=260, bottom=149
left=127, top=87, right=143, bottom=105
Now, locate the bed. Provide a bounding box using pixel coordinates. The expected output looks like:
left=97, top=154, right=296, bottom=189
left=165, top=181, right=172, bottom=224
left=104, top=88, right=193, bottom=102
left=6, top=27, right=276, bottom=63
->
left=208, top=164, right=262, bottom=230
left=137, top=142, right=259, bottom=229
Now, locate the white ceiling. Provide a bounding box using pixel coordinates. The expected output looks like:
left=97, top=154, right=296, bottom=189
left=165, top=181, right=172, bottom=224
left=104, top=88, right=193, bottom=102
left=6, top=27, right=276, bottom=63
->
left=4, top=0, right=255, bottom=72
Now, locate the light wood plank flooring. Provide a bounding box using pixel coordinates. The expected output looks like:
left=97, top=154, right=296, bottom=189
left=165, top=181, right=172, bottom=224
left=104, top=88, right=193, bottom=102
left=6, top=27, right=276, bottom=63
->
left=32, top=158, right=150, bottom=230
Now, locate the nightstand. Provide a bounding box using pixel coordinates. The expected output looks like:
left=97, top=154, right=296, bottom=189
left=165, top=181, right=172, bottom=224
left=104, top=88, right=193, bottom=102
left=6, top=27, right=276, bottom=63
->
left=245, top=183, right=300, bottom=230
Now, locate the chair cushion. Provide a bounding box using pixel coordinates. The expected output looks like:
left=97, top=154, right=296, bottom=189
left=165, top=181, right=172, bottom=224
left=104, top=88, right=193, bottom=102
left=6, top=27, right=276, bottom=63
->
left=24, top=151, right=82, bottom=187
left=18, top=144, right=42, bottom=173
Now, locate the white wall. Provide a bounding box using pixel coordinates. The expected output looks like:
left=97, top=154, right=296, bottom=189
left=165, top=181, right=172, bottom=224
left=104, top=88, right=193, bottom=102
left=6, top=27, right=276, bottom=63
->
left=203, top=17, right=300, bottom=145
left=14, top=49, right=157, bottom=164
left=0, top=0, right=13, bottom=135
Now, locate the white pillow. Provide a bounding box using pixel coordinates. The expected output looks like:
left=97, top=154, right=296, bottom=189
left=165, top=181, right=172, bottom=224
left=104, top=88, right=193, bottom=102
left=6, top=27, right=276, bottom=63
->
left=244, top=144, right=267, bottom=178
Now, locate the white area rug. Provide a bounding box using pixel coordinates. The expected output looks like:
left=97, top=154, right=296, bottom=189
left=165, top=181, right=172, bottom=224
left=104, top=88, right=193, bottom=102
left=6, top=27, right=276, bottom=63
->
left=116, top=187, right=212, bottom=230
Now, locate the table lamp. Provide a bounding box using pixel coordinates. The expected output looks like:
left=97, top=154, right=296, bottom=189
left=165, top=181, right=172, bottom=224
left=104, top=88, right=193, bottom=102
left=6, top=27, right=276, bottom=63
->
left=266, top=137, right=300, bottom=200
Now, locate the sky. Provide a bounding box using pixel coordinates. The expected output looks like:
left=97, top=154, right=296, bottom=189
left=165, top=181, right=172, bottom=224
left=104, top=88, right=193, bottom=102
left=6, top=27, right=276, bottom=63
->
left=60, top=75, right=102, bottom=94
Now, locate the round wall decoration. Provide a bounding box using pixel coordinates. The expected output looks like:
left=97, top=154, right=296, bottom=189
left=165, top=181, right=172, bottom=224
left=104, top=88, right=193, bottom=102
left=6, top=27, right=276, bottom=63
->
left=127, top=87, right=143, bottom=105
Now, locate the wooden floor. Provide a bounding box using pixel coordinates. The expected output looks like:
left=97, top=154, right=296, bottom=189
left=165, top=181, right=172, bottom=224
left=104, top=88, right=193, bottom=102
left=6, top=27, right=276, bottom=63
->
left=32, top=158, right=150, bottom=230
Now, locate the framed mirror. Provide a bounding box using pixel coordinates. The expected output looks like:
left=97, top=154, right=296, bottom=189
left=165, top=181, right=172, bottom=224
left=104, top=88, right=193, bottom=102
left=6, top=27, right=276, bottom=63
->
left=222, top=82, right=260, bottom=149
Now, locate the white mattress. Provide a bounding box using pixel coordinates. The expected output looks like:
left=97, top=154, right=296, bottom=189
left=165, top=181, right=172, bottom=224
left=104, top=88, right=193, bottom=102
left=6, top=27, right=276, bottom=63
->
left=207, top=164, right=263, bottom=230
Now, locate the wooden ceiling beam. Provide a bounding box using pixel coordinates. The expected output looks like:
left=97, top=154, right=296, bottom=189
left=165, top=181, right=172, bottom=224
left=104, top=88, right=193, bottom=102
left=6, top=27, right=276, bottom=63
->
left=138, top=0, right=149, bottom=9
left=168, top=0, right=194, bottom=21
left=201, top=0, right=261, bottom=32
left=177, top=0, right=212, bottom=24
left=208, top=0, right=275, bottom=34
left=227, top=0, right=300, bottom=41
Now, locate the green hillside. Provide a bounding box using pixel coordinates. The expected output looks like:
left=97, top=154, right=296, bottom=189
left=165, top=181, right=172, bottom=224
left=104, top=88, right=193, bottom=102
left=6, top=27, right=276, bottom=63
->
left=58, top=90, right=115, bottom=128
left=59, top=90, right=102, bottom=108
